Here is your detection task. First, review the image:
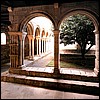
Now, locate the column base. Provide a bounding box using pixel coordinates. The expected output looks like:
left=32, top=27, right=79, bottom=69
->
left=8, top=66, right=22, bottom=73
left=28, top=58, right=34, bottom=61
left=8, top=65, right=26, bottom=73
left=53, top=67, right=60, bottom=74
left=53, top=68, right=60, bottom=79
left=94, top=68, right=99, bottom=77
left=9, top=65, right=22, bottom=70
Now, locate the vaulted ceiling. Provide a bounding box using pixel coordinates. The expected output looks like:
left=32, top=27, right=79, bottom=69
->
left=1, top=0, right=98, bottom=26
left=2, top=0, right=93, bottom=7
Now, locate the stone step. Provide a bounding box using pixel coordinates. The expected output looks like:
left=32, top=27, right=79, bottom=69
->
left=1, top=71, right=99, bottom=96
left=8, top=68, right=99, bottom=83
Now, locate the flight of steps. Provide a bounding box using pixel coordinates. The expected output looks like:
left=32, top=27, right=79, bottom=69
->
left=1, top=68, right=99, bottom=96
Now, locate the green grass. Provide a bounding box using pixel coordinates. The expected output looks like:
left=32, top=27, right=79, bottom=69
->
left=46, top=59, right=94, bottom=70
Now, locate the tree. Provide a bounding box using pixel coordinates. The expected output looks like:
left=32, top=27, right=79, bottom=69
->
left=60, top=14, right=95, bottom=59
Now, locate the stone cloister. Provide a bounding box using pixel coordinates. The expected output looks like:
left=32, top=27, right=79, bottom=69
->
left=8, top=20, right=53, bottom=68
left=7, top=1, right=99, bottom=76
left=23, top=21, right=53, bottom=61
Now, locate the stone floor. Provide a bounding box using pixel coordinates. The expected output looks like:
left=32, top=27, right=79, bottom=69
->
left=1, top=82, right=99, bottom=99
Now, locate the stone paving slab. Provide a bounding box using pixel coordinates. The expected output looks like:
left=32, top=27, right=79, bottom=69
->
left=1, top=82, right=99, bottom=99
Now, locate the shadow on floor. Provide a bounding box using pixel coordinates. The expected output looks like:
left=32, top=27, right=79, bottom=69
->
left=1, top=63, right=10, bottom=73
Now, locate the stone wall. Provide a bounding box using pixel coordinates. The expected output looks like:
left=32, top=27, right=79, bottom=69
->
left=1, top=36, right=29, bottom=64
left=9, top=1, right=99, bottom=31
left=1, top=45, right=10, bottom=64
left=1, top=37, right=29, bottom=65
left=60, top=49, right=95, bottom=54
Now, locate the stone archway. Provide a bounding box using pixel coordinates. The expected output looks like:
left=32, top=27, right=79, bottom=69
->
left=2, top=2, right=99, bottom=96
left=7, top=2, right=99, bottom=76
left=58, top=9, right=99, bottom=76
left=19, top=12, right=56, bottom=32
left=17, top=12, right=56, bottom=70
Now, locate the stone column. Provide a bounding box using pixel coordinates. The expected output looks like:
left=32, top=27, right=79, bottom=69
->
left=53, top=30, right=60, bottom=74
left=32, top=37, right=34, bottom=59
left=8, top=32, right=23, bottom=70
left=17, top=32, right=27, bottom=67
left=94, top=30, right=99, bottom=76
left=27, top=35, right=34, bottom=60
left=46, top=39, right=48, bottom=52
left=22, top=32, right=27, bottom=65
left=45, top=39, right=46, bottom=52
left=37, top=38, right=39, bottom=55
left=39, top=38, right=41, bottom=56
left=27, top=36, right=32, bottom=60
left=43, top=39, right=45, bottom=53
left=18, top=34, right=23, bottom=68
left=42, top=39, right=44, bottom=53
left=45, top=38, right=47, bottom=52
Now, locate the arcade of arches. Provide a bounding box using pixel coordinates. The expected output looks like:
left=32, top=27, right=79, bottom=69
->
left=7, top=1, right=99, bottom=76
left=22, top=17, right=54, bottom=64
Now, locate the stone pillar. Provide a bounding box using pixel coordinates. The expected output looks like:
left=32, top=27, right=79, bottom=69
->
left=18, top=34, right=23, bottom=67
left=37, top=38, right=39, bottom=55
left=27, top=35, right=34, bottom=60
left=22, top=32, right=27, bottom=65
left=39, top=38, right=41, bottom=56
left=45, top=39, right=46, bottom=52
left=46, top=39, right=47, bottom=52
left=17, top=32, right=27, bottom=67
left=46, top=39, right=48, bottom=52
left=44, top=38, right=46, bottom=53
left=94, top=30, right=99, bottom=76
left=8, top=32, right=22, bottom=70
left=42, top=39, right=44, bottom=53
left=53, top=30, right=60, bottom=74
left=28, top=36, right=32, bottom=59
left=32, top=37, right=34, bottom=59
left=29, top=38, right=31, bottom=59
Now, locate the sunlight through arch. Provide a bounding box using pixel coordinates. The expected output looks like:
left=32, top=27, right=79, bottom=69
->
left=1, top=33, right=6, bottom=45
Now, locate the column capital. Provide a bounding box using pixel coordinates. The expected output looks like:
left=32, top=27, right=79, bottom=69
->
left=27, top=34, right=34, bottom=39
left=53, top=29, right=60, bottom=35
left=36, top=36, right=40, bottom=39
left=8, top=31, right=22, bottom=35
left=94, top=30, right=99, bottom=34
left=8, top=31, right=27, bottom=41
left=53, top=29, right=60, bottom=32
